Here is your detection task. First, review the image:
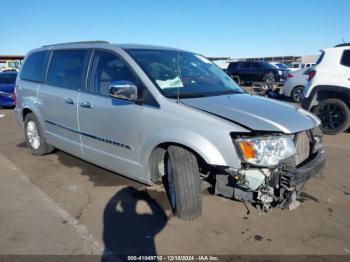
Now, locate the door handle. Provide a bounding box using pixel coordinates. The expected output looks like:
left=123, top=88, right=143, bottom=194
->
left=64, top=98, right=75, bottom=105
left=80, top=101, right=93, bottom=108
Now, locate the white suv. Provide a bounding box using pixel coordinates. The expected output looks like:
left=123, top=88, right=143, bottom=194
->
left=301, top=43, right=350, bottom=135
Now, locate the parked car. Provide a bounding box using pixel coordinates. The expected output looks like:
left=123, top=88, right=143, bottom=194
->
left=269, top=62, right=290, bottom=78
left=0, top=72, right=17, bottom=107
left=0, top=60, right=21, bottom=72
left=288, top=63, right=315, bottom=71
left=15, top=41, right=325, bottom=220
left=301, top=43, right=350, bottom=135
left=0, top=68, right=18, bottom=72
left=283, top=68, right=309, bottom=102
left=269, top=62, right=289, bottom=70
left=226, top=61, right=285, bottom=86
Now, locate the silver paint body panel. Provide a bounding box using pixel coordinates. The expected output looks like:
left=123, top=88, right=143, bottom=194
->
left=15, top=43, right=319, bottom=185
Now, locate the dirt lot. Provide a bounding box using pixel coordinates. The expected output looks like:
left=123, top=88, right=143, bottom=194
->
left=0, top=106, right=350, bottom=257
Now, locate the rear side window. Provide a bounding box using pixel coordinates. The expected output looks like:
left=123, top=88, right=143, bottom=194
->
left=228, top=62, right=239, bottom=71
left=240, top=62, right=251, bottom=69
left=20, top=51, right=48, bottom=82
left=47, top=50, right=87, bottom=90
left=340, top=50, right=350, bottom=67
left=251, top=63, right=261, bottom=69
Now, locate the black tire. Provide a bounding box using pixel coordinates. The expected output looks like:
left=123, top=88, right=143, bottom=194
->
left=24, top=113, right=54, bottom=155
left=291, top=86, right=304, bottom=103
left=165, top=146, right=202, bottom=220
left=231, top=75, right=240, bottom=85
left=313, top=98, right=350, bottom=135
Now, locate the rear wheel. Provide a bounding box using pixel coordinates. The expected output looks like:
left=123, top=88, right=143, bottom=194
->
left=291, top=86, right=304, bottom=103
left=313, top=98, right=350, bottom=135
left=24, top=113, right=54, bottom=155
left=165, top=146, right=202, bottom=220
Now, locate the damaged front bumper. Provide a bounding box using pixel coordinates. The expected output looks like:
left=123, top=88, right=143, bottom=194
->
left=215, top=146, right=326, bottom=210
left=280, top=148, right=326, bottom=191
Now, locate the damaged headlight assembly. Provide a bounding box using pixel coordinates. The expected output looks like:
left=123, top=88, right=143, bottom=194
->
left=236, top=135, right=297, bottom=167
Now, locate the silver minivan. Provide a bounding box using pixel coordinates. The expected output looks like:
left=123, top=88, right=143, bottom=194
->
left=15, top=41, right=326, bottom=220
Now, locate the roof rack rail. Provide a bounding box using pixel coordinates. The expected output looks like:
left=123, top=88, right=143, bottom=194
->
left=42, top=41, right=109, bottom=47
left=334, top=43, right=350, bottom=47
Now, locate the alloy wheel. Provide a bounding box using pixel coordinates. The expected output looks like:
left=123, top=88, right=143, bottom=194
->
left=26, top=120, right=41, bottom=150
left=318, top=103, right=346, bottom=130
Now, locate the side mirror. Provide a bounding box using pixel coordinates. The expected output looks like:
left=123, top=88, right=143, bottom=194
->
left=109, top=81, right=138, bottom=101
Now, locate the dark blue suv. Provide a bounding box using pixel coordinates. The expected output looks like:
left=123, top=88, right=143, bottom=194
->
left=0, top=72, right=17, bottom=107
left=226, top=61, right=285, bottom=85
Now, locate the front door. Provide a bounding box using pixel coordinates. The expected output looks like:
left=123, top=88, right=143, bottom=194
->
left=78, top=50, right=143, bottom=179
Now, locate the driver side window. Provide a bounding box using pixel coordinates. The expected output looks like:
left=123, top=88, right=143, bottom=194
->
left=87, top=51, right=137, bottom=96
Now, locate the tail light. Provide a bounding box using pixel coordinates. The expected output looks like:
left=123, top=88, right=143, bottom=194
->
left=287, top=73, right=294, bottom=78
left=308, top=70, right=316, bottom=81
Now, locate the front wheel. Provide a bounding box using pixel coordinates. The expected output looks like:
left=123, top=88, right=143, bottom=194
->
left=231, top=75, right=240, bottom=85
left=165, top=146, right=202, bottom=220
left=313, top=98, right=350, bottom=135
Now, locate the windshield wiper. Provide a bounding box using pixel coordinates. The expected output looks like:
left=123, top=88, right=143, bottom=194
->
left=164, top=89, right=244, bottom=99
left=208, top=90, right=244, bottom=96
left=164, top=93, right=207, bottom=99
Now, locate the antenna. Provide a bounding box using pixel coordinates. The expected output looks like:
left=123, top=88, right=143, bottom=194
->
left=343, top=38, right=346, bottom=44
left=176, top=0, right=181, bottom=103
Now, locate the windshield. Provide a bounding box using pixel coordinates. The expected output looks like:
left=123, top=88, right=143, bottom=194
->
left=262, top=62, right=278, bottom=69
left=127, top=49, right=244, bottom=98
left=0, top=73, right=17, bottom=84
left=276, top=63, right=287, bottom=69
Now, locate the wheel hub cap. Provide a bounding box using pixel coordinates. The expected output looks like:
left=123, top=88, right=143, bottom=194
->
left=26, top=121, right=40, bottom=150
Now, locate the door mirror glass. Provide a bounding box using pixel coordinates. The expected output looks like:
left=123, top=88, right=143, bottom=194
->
left=109, top=81, right=138, bottom=101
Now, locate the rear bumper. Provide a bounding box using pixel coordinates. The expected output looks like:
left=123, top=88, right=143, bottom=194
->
left=0, top=94, right=15, bottom=107
left=14, top=107, right=24, bottom=127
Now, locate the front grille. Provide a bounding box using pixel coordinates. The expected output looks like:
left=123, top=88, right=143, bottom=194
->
left=294, top=131, right=310, bottom=166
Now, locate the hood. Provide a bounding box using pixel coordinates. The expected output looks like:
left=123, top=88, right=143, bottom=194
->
left=182, top=94, right=320, bottom=134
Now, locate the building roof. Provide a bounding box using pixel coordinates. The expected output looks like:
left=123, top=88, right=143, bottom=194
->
left=0, top=55, right=24, bottom=60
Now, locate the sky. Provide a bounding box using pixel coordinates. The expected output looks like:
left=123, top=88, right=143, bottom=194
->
left=1, top=0, right=350, bottom=58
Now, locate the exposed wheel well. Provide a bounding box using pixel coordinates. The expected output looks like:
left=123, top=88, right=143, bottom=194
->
left=317, top=91, right=350, bottom=105
left=293, top=85, right=305, bottom=90
left=22, top=108, right=33, bottom=121
left=149, top=142, right=209, bottom=182
left=310, top=90, right=350, bottom=113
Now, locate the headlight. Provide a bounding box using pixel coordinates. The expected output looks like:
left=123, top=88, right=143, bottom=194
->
left=236, top=136, right=297, bottom=167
